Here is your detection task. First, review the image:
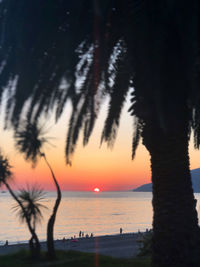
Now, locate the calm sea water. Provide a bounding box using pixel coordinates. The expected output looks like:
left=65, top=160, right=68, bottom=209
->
left=0, top=191, right=200, bottom=245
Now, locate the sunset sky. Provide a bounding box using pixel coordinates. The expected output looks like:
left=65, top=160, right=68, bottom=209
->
left=0, top=95, right=200, bottom=192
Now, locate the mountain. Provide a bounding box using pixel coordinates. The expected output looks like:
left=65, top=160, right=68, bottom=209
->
left=133, top=183, right=152, bottom=192
left=133, top=168, right=200, bottom=193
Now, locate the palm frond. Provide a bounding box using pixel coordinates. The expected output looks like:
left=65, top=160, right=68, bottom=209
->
left=1, top=0, right=200, bottom=165
left=13, top=184, right=47, bottom=227
left=101, top=43, right=131, bottom=147
left=0, top=150, right=13, bottom=185
left=15, top=121, right=49, bottom=167
left=132, top=118, right=143, bottom=160
left=65, top=95, right=90, bottom=165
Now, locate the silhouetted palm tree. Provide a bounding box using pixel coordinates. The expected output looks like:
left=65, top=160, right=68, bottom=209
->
left=14, top=185, right=46, bottom=230
left=15, top=121, right=61, bottom=259
left=1, top=1, right=200, bottom=266
left=13, top=185, right=46, bottom=253
left=0, top=151, right=41, bottom=258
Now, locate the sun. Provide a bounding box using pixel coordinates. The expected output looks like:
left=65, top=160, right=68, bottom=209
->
left=94, top=188, right=100, bottom=192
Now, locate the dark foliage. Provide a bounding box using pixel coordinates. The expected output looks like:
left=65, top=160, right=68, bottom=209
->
left=0, top=150, right=12, bottom=183
left=15, top=121, right=48, bottom=167
left=1, top=1, right=200, bottom=266
left=0, top=1, right=138, bottom=162
left=0, top=1, right=199, bottom=163
left=13, top=185, right=46, bottom=231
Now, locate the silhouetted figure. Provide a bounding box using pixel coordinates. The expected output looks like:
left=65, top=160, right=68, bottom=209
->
left=120, top=228, right=123, bottom=234
left=79, top=231, right=82, bottom=238
left=90, top=233, right=93, bottom=238
left=82, top=232, right=84, bottom=237
left=4, top=240, right=8, bottom=246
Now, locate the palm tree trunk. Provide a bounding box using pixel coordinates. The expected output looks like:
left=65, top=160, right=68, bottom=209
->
left=4, top=182, right=41, bottom=258
left=143, top=123, right=200, bottom=266
left=43, top=154, right=61, bottom=259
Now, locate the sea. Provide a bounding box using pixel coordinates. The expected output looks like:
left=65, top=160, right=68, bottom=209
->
left=0, top=191, right=200, bottom=245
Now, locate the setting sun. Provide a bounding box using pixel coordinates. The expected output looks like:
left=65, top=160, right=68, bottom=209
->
left=94, top=188, right=100, bottom=192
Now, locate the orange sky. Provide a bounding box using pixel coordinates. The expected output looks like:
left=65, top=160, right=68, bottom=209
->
left=0, top=96, right=199, bottom=191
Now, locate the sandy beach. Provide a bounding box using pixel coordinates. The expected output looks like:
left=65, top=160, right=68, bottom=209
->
left=0, top=233, right=143, bottom=258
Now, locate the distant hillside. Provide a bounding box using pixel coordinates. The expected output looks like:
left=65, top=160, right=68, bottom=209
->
left=133, top=168, right=200, bottom=193
left=133, top=183, right=152, bottom=192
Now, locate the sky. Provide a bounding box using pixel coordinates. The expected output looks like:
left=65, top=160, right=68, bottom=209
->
left=0, top=95, right=200, bottom=192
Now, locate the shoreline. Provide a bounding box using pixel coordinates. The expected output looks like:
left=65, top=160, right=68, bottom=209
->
left=0, top=232, right=144, bottom=258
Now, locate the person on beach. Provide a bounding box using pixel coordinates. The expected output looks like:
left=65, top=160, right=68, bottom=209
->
left=4, top=240, right=8, bottom=246
left=82, top=232, right=84, bottom=237
left=120, top=228, right=123, bottom=234
left=79, top=231, right=82, bottom=238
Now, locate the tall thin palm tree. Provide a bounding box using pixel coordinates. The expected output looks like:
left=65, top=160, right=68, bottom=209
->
left=15, top=121, right=62, bottom=259
left=0, top=151, right=41, bottom=258
left=14, top=185, right=46, bottom=231
left=1, top=1, right=200, bottom=265
left=13, top=185, right=46, bottom=253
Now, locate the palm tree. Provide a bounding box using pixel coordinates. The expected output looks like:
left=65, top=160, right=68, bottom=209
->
left=1, top=1, right=200, bottom=265
left=14, top=185, right=46, bottom=231
left=13, top=185, right=46, bottom=254
left=15, top=121, right=62, bottom=259
left=0, top=151, right=41, bottom=258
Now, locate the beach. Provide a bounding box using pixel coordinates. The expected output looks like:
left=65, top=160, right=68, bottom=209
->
left=0, top=233, right=142, bottom=258
left=0, top=191, right=153, bottom=244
